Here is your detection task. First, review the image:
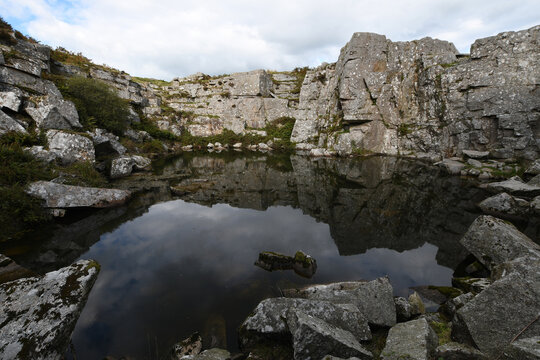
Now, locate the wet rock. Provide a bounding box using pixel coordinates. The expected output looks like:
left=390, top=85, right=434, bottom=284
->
left=239, top=297, right=371, bottom=349
left=25, top=95, right=81, bottom=130
left=452, top=256, right=540, bottom=357
left=502, top=336, right=540, bottom=360
left=0, top=260, right=100, bottom=359
left=380, top=318, right=438, bottom=360
left=0, top=108, right=26, bottom=135
left=435, top=342, right=486, bottom=360
left=254, top=251, right=317, bottom=278
left=46, top=129, right=95, bottom=165
left=287, top=310, right=373, bottom=360
left=110, top=155, right=151, bottom=179
left=169, top=332, right=202, bottom=360
left=477, top=192, right=530, bottom=219
left=0, top=254, right=34, bottom=285
left=26, top=181, right=131, bottom=208
left=284, top=278, right=396, bottom=327
left=193, top=348, right=231, bottom=360
left=462, top=150, right=490, bottom=160
left=89, top=128, right=126, bottom=156
left=460, top=215, right=540, bottom=271
left=467, top=158, right=482, bottom=168
left=485, top=176, right=540, bottom=197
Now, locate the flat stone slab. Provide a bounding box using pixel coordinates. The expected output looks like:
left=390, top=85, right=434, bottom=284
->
left=0, top=260, right=100, bottom=359
left=460, top=215, right=540, bottom=271
left=26, top=181, right=131, bottom=208
left=380, top=318, right=438, bottom=360
left=478, top=192, right=530, bottom=219
left=283, top=277, right=396, bottom=327
left=462, top=150, right=490, bottom=159
left=288, top=310, right=373, bottom=360
left=484, top=176, right=540, bottom=197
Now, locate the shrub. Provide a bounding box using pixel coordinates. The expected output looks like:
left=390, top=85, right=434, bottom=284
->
left=142, top=139, right=164, bottom=153
left=57, top=76, right=130, bottom=135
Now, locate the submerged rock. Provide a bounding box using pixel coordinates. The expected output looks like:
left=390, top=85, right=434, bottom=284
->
left=26, top=181, right=131, bottom=208
left=169, top=332, right=203, bottom=360
left=283, top=278, right=396, bottom=327
left=380, top=318, right=438, bottom=360
left=0, top=260, right=100, bottom=359
left=287, top=310, right=373, bottom=360
left=192, top=348, right=231, bottom=360
left=239, top=297, right=371, bottom=349
left=254, top=251, right=317, bottom=278
left=459, top=215, right=540, bottom=271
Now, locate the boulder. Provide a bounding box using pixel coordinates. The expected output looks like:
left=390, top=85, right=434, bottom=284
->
left=525, top=159, right=540, bottom=175
left=462, top=150, right=490, bottom=159
left=239, top=297, right=371, bottom=349
left=438, top=159, right=465, bottom=176
left=408, top=291, right=425, bottom=316
left=46, top=130, right=95, bottom=165
left=0, top=109, right=26, bottom=135
left=110, top=155, right=151, bottom=179
left=529, top=175, right=540, bottom=187
left=169, top=332, right=202, bottom=360
left=124, top=128, right=151, bottom=143
left=435, top=342, right=486, bottom=360
left=283, top=278, right=396, bottom=327
left=477, top=192, right=530, bottom=219
left=0, top=260, right=99, bottom=359
left=485, top=176, right=540, bottom=197
left=25, top=95, right=82, bottom=130
left=394, top=297, right=413, bottom=322
left=440, top=292, right=475, bottom=318
left=89, top=128, right=126, bottom=156
left=255, top=251, right=317, bottom=278
left=192, top=348, right=231, bottom=360
left=0, top=90, right=22, bottom=112
left=502, top=336, right=540, bottom=360
left=24, top=145, right=56, bottom=163
left=459, top=215, right=540, bottom=271
left=26, top=181, right=131, bottom=208
left=287, top=310, right=373, bottom=360
left=452, top=256, right=540, bottom=357
left=380, top=318, right=438, bottom=360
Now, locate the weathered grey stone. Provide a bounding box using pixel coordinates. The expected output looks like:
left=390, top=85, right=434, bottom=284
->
left=435, top=342, right=486, bottom=360
left=110, top=155, right=151, bottom=179
left=451, top=277, right=491, bottom=294
left=478, top=192, right=530, bottom=219
left=124, top=128, right=151, bottom=143
left=287, top=310, right=373, bottom=360
left=0, top=254, right=34, bottom=285
left=467, top=158, right=482, bottom=168
left=25, top=95, right=81, bottom=130
left=89, top=128, right=126, bottom=156
left=408, top=291, right=425, bottom=316
left=0, top=260, right=99, bottom=360
left=0, top=108, right=26, bottom=135
left=0, top=90, right=22, bottom=112
left=529, top=175, right=540, bottom=187
left=381, top=318, right=438, bottom=360
left=24, top=145, right=56, bottom=163
left=502, top=336, right=540, bottom=360
left=46, top=130, right=95, bottom=165
left=239, top=297, right=371, bottom=348
left=532, top=196, right=540, bottom=215
left=191, top=348, right=230, bottom=360
left=438, top=159, right=465, bottom=175
left=462, top=150, right=490, bottom=159
left=441, top=292, right=476, bottom=318
left=169, top=332, right=202, bottom=360
left=525, top=159, right=540, bottom=175
left=485, top=176, right=540, bottom=197
left=283, top=277, right=396, bottom=327
left=459, top=215, right=540, bottom=270
left=394, top=297, right=413, bottom=322
left=26, top=181, right=131, bottom=208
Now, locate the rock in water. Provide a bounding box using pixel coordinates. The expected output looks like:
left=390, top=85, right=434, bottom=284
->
left=477, top=193, right=530, bottom=219
left=287, top=310, right=373, bottom=360
left=485, top=176, right=540, bottom=197
left=169, top=332, right=203, bottom=360
left=459, top=215, right=540, bottom=271
left=254, top=251, right=317, bottom=278
left=0, top=260, right=100, bottom=359
left=110, top=155, right=152, bottom=179
left=380, top=318, right=438, bottom=360
left=26, top=181, right=131, bottom=208
left=283, top=278, right=396, bottom=327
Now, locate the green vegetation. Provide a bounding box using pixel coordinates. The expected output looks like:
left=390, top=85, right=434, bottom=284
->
left=55, top=161, right=107, bottom=187
left=430, top=321, right=452, bottom=345
left=55, top=76, right=130, bottom=135
left=428, top=285, right=463, bottom=299
left=132, top=76, right=171, bottom=87
left=440, top=62, right=458, bottom=68
left=0, top=17, right=17, bottom=45
left=291, top=67, right=309, bottom=94
left=397, top=123, right=413, bottom=136
left=142, top=139, right=165, bottom=153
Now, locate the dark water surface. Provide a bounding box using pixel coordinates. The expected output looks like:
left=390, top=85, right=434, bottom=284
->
left=5, top=152, right=531, bottom=359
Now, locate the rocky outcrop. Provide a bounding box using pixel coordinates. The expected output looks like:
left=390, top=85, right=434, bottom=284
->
left=26, top=181, right=131, bottom=208
left=0, top=108, right=26, bottom=135
left=0, top=259, right=99, bottom=359
left=24, top=94, right=81, bottom=130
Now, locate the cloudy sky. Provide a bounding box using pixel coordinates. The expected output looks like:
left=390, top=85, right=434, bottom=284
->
left=1, top=0, right=538, bottom=80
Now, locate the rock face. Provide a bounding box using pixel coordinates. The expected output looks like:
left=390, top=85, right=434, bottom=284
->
left=0, top=260, right=100, bottom=359
left=502, top=336, right=540, bottom=360
left=283, top=278, right=396, bottom=327
left=287, top=310, right=373, bottom=360
left=380, top=318, right=438, bottom=360
left=26, top=181, right=131, bottom=208
left=459, top=215, right=540, bottom=270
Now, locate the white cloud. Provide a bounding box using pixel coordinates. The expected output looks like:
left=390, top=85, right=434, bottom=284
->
left=1, top=0, right=538, bottom=79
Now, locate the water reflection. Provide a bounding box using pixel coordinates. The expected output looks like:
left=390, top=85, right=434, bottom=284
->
left=2, top=152, right=530, bottom=359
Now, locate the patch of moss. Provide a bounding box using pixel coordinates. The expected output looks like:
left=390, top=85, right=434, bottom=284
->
left=430, top=320, right=452, bottom=345
left=55, top=161, right=107, bottom=188
left=290, top=67, right=309, bottom=94
left=428, top=286, right=463, bottom=299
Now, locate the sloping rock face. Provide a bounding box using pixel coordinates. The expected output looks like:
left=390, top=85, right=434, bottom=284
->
left=0, top=260, right=99, bottom=360
left=26, top=181, right=131, bottom=208
left=291, top=25, right=539, bottom=159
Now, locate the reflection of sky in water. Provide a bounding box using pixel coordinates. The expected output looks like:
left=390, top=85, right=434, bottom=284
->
left=73, top=199, right=452, bottom=359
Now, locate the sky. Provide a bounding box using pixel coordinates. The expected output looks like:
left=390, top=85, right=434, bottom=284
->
left=1, top=0, right=538, bottom=80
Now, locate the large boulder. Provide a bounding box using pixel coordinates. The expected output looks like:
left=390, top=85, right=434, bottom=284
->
left=287, top=310, right=373, bottom=360
left=0, top=109, right=26, bottom=135
left=88, top=128, right=126, bottom=156
left=380, top=318, right=438, bottom=360
left=239, top=297, right=371, bottom=349
left=283, top=277, right=396, bottom=327
left=0, top=90, right=22, bottom=112
left=477, top=193, right=530, bottom=219
left=0, top=260, right=100, bottom=359
left=110, top=155, right=151, bottom=179
left=459, top=215, right=540, bottom=271
left=46, top=130, right=95, bottom=165
left=485, top=176, right=540, bottom=198
left=25, top=95, right=82, bottom=130
left=26, top=181, right=131, bottom=208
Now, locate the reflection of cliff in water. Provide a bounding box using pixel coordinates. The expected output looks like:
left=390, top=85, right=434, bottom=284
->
left=6, top=153, right=529, bottom=273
